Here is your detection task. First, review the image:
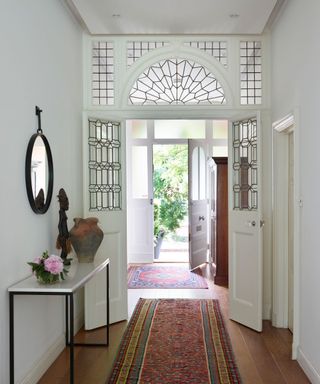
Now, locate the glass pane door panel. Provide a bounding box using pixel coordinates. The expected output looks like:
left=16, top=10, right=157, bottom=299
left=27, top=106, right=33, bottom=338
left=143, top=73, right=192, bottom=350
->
left=199, top=147, right=205, bottom=200
left=232, top=118, right=258, bottom=210
left=132, top=146, right=148, bottom=198
left=212, top=120, right=228, bottom=139
left=131, top=120, right=147, bottom=139
left=192, top=147, right=199, bottom=200
left=155, top=120, right=205, bottom=139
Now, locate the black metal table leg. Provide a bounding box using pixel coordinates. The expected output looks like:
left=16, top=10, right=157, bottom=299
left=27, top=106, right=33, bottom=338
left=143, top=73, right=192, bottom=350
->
left=65, top=295, right=69, bottom=346
left=9, top=292, right=14, bottom=384
left=69, top=293, right=74, bottom=384
left=8, top=259, right=110, bottom=384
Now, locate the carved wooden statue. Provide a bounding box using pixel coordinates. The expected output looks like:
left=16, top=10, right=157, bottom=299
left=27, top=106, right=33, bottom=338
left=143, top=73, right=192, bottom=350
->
left=56, top=188, right=72, bottom=260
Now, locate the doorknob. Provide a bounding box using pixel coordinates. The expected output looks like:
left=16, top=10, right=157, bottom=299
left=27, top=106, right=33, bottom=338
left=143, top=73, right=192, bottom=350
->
left=260, top=220, right=265, bottom=228
left=247, top=220, right=256, bottom=227
left=199, top=215, right=205, bottom=221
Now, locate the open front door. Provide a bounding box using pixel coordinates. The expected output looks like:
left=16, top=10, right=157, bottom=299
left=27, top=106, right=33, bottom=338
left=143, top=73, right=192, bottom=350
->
left=127, top=126, right=154, bottom=264
left=228, top=116, right=263, bottom=332
left=84, top=118, right=127, bottom=329
left=188, top=139, right=208, bottom=270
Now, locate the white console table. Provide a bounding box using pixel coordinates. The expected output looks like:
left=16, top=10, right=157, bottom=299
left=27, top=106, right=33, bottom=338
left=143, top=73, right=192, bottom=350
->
left=8, top=258, right=110, bottom=384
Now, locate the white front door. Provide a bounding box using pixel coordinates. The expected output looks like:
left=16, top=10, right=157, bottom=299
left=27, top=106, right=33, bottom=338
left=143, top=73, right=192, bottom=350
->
left=228, top=116, right=263, bottom=332
left=83, top=118, right=128, bottom=329
left=188, top=139, right=208, bottom=270
left=127, top=139, right=154, bottom=264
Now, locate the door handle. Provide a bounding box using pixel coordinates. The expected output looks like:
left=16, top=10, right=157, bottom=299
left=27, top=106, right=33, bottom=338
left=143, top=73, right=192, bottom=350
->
left=260, top=220, right=265, bottom=228
left=150, top=198, right=153, bottom=205
left=199, top=215, right=205, bottom=221
left=247, top=220, right=256, bottom=227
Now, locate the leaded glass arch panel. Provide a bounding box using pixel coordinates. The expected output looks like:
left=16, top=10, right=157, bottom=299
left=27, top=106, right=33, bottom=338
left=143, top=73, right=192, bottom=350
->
left=129, top=58, right=226, bottom=105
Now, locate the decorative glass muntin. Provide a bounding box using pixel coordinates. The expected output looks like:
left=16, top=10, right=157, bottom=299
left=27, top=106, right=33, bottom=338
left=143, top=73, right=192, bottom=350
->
left=232, top=118, right=258, bottom=210
left=88, top=119, right=121, bottom=211
left=127, top=41, right=169, bottom=67
left=240, top=41, right=262, bottom=105
left=92, top=41, right=114, bottom=105
left=129, top=58, right=226, bottom=105
left=185, top=41, right=228, bottom=68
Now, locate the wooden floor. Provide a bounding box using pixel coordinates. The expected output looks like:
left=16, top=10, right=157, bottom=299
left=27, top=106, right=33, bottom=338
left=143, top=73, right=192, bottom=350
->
left=39, top=263, right=310, bottom=384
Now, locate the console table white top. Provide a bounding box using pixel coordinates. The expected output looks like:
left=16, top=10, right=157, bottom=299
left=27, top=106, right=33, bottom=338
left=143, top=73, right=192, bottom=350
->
left=8, top=258, right=110, bottom=294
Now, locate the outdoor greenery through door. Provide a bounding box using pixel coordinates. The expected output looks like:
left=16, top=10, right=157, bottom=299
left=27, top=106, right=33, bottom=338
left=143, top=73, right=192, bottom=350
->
left=153, top=144, right=189, bottom=262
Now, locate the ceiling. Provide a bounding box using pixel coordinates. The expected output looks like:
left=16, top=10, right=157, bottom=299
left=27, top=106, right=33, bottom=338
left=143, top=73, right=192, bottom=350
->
left=66, top=0, right=284, bottom=35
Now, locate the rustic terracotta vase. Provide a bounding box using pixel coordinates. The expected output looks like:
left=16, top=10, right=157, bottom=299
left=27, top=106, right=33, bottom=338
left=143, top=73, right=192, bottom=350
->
left=69, top=217, right=104, bottom=263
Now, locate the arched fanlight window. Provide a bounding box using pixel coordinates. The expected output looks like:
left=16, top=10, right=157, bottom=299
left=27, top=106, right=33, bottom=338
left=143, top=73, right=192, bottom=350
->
left=129, top=58, right=226, bottom=105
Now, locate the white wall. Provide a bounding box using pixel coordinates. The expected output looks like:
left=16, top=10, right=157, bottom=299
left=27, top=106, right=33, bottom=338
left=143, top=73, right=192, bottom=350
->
left=271, top=0, right=320, bottom=381
left=0, top=1, right=83, bottom=383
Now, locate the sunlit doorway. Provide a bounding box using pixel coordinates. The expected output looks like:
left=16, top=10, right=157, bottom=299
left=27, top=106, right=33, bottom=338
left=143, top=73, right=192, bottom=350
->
left=153, top=144, right=189, bottom=262
left=126, top=119, right=228, bottom=267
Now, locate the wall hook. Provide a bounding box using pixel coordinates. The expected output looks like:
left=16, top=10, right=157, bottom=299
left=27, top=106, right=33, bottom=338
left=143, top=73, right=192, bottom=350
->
left=35, top=105, right=43, bottom=134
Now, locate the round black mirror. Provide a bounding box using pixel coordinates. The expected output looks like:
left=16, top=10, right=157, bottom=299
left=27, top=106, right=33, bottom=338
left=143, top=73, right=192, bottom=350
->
left=25, top=107, right=54, bottom=214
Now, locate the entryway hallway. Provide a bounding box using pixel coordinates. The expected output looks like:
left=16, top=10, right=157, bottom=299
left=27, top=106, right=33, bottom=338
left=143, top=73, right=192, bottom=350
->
left=39, top=264, right=309, bottom=384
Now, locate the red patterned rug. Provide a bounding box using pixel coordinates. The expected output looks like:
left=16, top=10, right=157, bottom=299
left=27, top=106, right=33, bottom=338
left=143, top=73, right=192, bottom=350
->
left=127, top=264, right=208, bottom=289
left=108, top=299, right=242, bottom=384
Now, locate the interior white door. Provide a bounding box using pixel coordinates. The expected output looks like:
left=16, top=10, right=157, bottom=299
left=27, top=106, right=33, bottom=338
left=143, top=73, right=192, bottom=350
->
left=127, top=143, right=154, bottom=264
left=188, top=139, right=208, bottom=270
left=84, top=118, right=127, bottom=329
left=228, top=116, right=263, bottom=332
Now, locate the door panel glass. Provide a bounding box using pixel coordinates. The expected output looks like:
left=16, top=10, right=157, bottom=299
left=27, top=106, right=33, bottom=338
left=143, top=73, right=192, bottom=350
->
left=212, top=146, right=228, bottom=157
left=199, top=147, right=205, bottom=200
left=192, top=146, right=205, bottom=200
left=131, top=120, right=147, bottom=139
left=232, top=118, right=258, bottom=210
left=212, top=120, right=228, bottom=157
left=192, top=147, right=199, bottom=200
left=212, top=120, right=228, bottom=139
left=132, top=146, right=148, bottom=198
left=88, top=119, right=121, bottom=210
left=155, top=120, right=205, bottom=139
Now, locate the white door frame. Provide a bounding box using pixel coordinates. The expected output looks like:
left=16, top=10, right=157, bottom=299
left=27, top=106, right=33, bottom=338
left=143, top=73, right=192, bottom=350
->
left=272, top=110, right=300, bottom=358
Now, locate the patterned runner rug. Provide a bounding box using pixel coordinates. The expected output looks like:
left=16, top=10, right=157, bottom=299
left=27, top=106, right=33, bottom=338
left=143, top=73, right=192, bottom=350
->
left=128, top=264, right=208, bottom=289
left=108, top=298, right=242, bottom=384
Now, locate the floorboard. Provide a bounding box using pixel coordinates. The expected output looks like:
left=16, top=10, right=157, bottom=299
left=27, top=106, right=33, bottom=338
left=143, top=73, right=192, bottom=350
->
left=38, top=263, right=310, bottom=384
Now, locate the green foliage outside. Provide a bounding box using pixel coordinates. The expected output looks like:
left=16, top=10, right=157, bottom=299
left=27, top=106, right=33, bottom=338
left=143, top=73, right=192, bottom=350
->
left=153, top=145, right=188, bottom=239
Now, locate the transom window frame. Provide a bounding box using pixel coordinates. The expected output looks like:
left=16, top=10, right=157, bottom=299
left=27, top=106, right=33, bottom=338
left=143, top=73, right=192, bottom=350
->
left=84, top=35, right=268, bottom=112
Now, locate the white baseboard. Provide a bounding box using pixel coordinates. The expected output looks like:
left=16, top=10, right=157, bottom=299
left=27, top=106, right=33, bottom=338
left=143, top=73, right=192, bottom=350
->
left=292, top=341, right=298, bottom=360
left=298, top=347, right=320, bottom=384
left=19, top=335, right=65, bottom=384
left=128, top=253, right=153, bottom=264
left=74, top=309, right=84, bottom=334
left=20, top=311, right=84, bottom=384
left=263, top=304, right=272, bottom=320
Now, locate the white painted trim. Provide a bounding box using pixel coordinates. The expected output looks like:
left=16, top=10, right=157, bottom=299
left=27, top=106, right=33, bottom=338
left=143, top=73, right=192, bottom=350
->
left=19, top=335, right=65, bottom=384
left=297, top=347, right=320, bottom=384
left=292, top=108, right=300, bottom=359
left=272, top=113, right=295, bottom=132
left=272, top=110, right=300, bottom=360
left=272, top=129, right=289, bottom=328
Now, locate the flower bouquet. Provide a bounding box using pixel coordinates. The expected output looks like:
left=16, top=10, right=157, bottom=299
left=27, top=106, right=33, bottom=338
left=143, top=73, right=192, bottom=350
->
left=28, top=251, right=71, bottom=284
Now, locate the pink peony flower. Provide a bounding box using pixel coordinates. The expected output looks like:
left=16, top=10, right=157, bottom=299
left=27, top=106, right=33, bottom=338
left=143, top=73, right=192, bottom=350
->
left=33, top=256, right=42, bottom=265
left=44, top=255, right=64, bottom=275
